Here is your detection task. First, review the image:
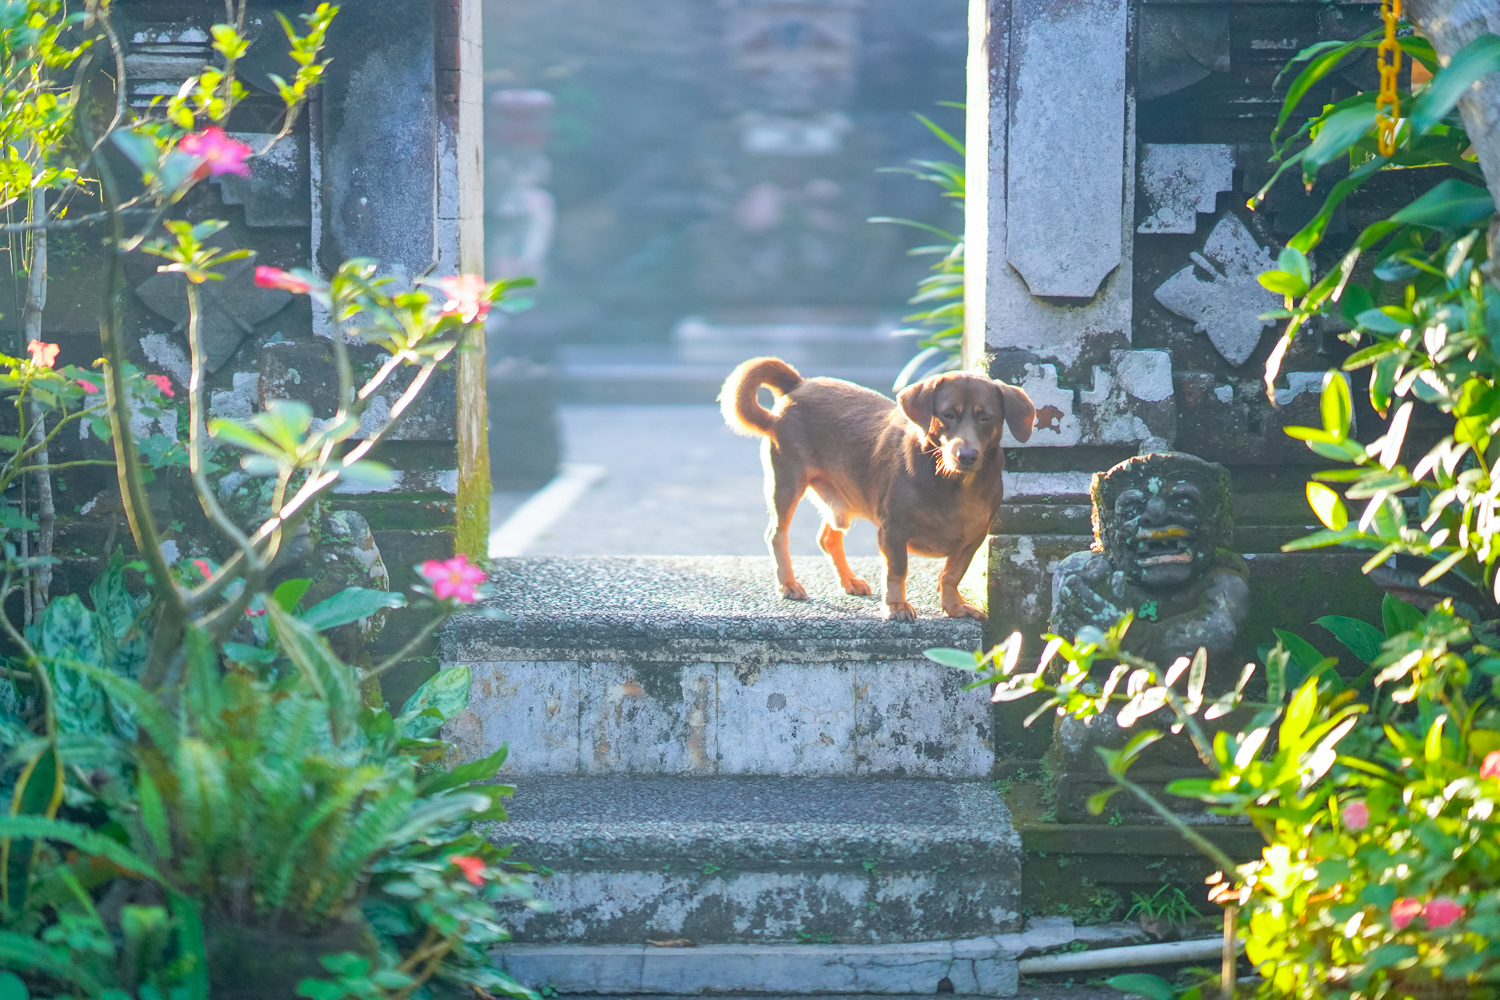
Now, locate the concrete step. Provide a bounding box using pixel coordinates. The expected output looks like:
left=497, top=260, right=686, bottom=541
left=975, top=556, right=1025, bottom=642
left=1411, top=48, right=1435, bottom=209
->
left=497, top=777, right=1021, bottom=946
left=441, top=557, right=989, bottom=779
left=673, top=315, right=916, bottom=369
left=493, top=917, right=1152, bottom=996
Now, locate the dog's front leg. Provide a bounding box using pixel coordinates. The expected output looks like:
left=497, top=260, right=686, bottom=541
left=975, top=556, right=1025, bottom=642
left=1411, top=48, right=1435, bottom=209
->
left=940, top=537, right=988, bottom=623
left=877, top=528, right=916, bottom=622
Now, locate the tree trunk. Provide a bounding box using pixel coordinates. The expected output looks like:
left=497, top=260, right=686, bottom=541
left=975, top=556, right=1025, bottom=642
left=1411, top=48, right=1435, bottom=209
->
left=1404, top=0, right=1500, bottom=198
left=20, top=187, right=52, bottom=610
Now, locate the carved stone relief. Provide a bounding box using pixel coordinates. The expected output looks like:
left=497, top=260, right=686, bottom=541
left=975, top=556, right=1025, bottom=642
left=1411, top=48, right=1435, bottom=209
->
left=1137, top=5, right=1230, bottom=101
left=1005, top=0, right=1127, bottom=300
left=1153, top=213, right=1280, bottom=367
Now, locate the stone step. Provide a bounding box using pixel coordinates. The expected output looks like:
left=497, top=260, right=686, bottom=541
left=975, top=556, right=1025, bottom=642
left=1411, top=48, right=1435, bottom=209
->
left=493, top=917, right=1149, bottom=996
left=496, top=777, right=1020, bottom=946
left=442, top=557, right=990, bottom=779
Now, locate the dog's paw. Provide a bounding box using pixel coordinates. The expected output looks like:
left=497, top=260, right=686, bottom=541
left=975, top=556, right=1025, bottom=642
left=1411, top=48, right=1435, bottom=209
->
left=944, top=601, right=989, bottom=623
left=780, top=580, right=809, bottom=600
left=884, top=601, right=917, bottom=622
left=842, top=577, right=874, bottom=596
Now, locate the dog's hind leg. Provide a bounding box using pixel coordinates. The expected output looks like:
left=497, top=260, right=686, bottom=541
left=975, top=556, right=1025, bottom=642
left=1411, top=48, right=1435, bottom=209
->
left=764, top=444, right=808, bottom=600
left=807, top=483, right=871, bottom=596
left=877, top=527, right=916, bottom=622
left=817, top=524, right=872, bottom=596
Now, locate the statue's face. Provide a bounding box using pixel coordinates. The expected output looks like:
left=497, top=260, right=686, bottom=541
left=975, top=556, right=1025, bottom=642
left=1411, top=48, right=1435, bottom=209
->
left=1113, top=477, right=1206, bottom=588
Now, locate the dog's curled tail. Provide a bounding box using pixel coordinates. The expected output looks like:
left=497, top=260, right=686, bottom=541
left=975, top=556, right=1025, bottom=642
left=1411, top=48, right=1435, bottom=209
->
left=720, top=356, right=802, bottom=439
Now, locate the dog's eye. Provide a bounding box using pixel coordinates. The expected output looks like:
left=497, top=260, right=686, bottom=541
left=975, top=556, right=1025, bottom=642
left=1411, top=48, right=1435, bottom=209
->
left=976, top=412, right=991, bottom=422
left=941, top=411, right=958, bottom=422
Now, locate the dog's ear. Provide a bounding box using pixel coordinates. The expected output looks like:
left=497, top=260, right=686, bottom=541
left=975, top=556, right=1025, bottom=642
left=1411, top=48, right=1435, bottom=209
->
left=898, top=378, right=938, bottom=437
left=996, top=381, right=1035, bottom=443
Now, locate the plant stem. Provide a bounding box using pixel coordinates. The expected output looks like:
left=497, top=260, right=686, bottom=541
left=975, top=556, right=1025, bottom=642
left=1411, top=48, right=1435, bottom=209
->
left=364, top=611, right=451, bottom=682
left=182, top=282, right=260, bottom=595
left=1115, top=772, right=1238, bottom=874
left=22, top=187, right=52, bottom=611
left=1221, top=904, right=1237, bottom=1000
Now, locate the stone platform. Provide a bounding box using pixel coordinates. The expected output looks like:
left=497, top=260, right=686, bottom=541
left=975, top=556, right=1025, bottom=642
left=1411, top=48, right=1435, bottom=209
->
left=439, top=556, right=1019, bottom=994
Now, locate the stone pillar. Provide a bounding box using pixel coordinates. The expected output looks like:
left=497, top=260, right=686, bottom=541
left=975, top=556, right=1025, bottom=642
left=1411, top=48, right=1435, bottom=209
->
left=316, top=0, right=489, bottom=558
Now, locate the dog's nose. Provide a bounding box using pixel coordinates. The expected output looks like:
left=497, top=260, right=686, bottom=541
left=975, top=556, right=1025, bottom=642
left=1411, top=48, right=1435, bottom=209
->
left=956, top=447, right=979, bottom=467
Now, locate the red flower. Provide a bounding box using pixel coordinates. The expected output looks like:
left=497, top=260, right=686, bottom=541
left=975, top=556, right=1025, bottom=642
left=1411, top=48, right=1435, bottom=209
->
left=1481, top=750, right=1500, bottom=780
left=1423, top=897, right=1464, bottom=929
left=1392, top=897, right=1424, bottom=930
left=145, top=374, right=174, bottom=397
left=77, top=378, right=98, bottom=394
left=26, top=340, right=59, bottom=369
left=254, top=266, right=315, bottom=294
left=450, top=855, right=486, bottom=885
left=419, top=554, right=487, bottom=603
left=192, top=559, right=213, bottom=580
left=178, top=127, right=251, bottom=177
left=1341, top=800, right=1369, bottom=831
left=437, top=274, right=492, bottom=325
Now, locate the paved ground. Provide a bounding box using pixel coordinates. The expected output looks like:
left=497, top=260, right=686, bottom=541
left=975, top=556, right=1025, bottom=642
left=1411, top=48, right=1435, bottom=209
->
left=493, top=405, right=883, bottom=558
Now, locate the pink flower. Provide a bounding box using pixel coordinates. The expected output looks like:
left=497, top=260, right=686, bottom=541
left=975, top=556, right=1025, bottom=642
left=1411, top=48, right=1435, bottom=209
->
left=254, top=266, right=314, bottom=294
left=437, top=274, right=492, bottom=325
left=419, top=554, right=487, bottom=603
left=26, top=340, right=58, bottom=369
left=191, top=559, right=213, bottom=580
left=178, top=127, right=251, bottom=177
left=77, top=378, right=98, bottom=394
left=1481, top=751, right=1500, bottom=780
left=1392, top=897, right=1424, bottom=930
left=145, top=374, right=174, bottom=397
left=1423, top=897, right=1464, bottom=929
left=1341, top=800, right=1370, bottom=831
left=450, top=855, right=486, bottom=885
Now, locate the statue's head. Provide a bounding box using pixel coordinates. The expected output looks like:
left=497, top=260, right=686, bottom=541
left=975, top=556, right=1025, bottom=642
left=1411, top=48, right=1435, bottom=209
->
left=1092, top=452, right=1231, bottom=590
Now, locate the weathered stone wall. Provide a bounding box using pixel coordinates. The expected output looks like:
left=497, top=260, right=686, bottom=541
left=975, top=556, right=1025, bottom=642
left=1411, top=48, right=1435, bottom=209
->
left=0, top=1, right=485, bottom=706
left=481, top=0, right=969, bottom=349
left=970, top=0, right=1399, bottom=764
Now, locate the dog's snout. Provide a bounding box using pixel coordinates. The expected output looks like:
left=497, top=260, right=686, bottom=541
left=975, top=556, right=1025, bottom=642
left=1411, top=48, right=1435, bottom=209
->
left=956, top=447, right=979, bottom=467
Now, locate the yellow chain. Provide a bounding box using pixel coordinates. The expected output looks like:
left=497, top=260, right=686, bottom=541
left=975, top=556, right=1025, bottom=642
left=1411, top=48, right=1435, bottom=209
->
left=1375, top=0, right=1403, bottom=156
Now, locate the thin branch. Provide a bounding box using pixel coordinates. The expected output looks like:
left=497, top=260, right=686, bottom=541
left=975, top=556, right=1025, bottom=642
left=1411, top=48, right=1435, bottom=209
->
left=363, top=612, right=452, bottom=682
left=22, top=187, right=53, bottom=609
left=182, top=282, right=260, bottom=601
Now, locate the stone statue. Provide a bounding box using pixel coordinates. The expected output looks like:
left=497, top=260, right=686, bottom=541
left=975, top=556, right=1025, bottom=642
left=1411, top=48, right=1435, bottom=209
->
left=1046, top=449, right=1252, bottom=822
left=1051, top=449, right=1249, bottom=670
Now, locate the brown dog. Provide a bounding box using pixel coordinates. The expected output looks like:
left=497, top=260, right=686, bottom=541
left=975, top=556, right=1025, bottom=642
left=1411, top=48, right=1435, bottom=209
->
left=721, top=357, right=1036, bottom=622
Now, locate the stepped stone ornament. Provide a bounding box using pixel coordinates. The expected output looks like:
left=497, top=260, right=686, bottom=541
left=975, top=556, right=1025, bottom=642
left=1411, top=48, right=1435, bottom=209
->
left=1153, top=213, right=1280, bottom=367
left=1051, top=450, right=1249, bottom=668
left=1137, top=144, right=1234, bottom=235
left=133, top=231, right=291, bottom=372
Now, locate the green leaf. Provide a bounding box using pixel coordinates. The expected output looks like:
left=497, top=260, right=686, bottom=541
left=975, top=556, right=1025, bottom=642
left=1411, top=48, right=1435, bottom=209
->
left=111, top=129, right=160, bottom=173
left=1381, top=593, right=1425, bottom=637
left=1273, top=629, right=1330, bottom=680
left=1085, top=785, right=1123, bottom=816
left=0, top=508, right=38, bottom=531
left=398, top=665, right=472, bottom=738
left=1258, top=270, right=1309, bottom=297
left=923, top=647, right=983, bottom=671
left=419, top=744, right=509, bottom=796
left=1302, top=104, right=1378, bottom=174
left=1277, top=246, right=1312, bottom=288
left=265, top=603, right=361, bottom=743
left=0, top=815, right=159, bottom=878
left=208, top=418, right=283, bottom=457
left=1409, top=35, right=1500, bottom=135
left=1339, top=284, right=1376, bottom=328
left=273, top=578, right=313, bottom=613
left=1106, top=974, right=1176, bottom=1000
left=1321, top=370, right=1353, bottom=438
left=1388, top=178, right=1495, bottom=229
left=1316, top=615, right=1385, bottom=664
left=251, top=400, right=313, bottom=452
left=339, top=460, right=396, bottom=487
left=1306, top=482, right=1349, bottom=531
left=0, top=932, right=86, bottom=990
left=168, top=892, right=209, bottom=1000
left=300, top=588, right=407, bottom=633
left=0, top=971, right=28, bottom=1000
left=222, top=642, right=277, bottom=665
